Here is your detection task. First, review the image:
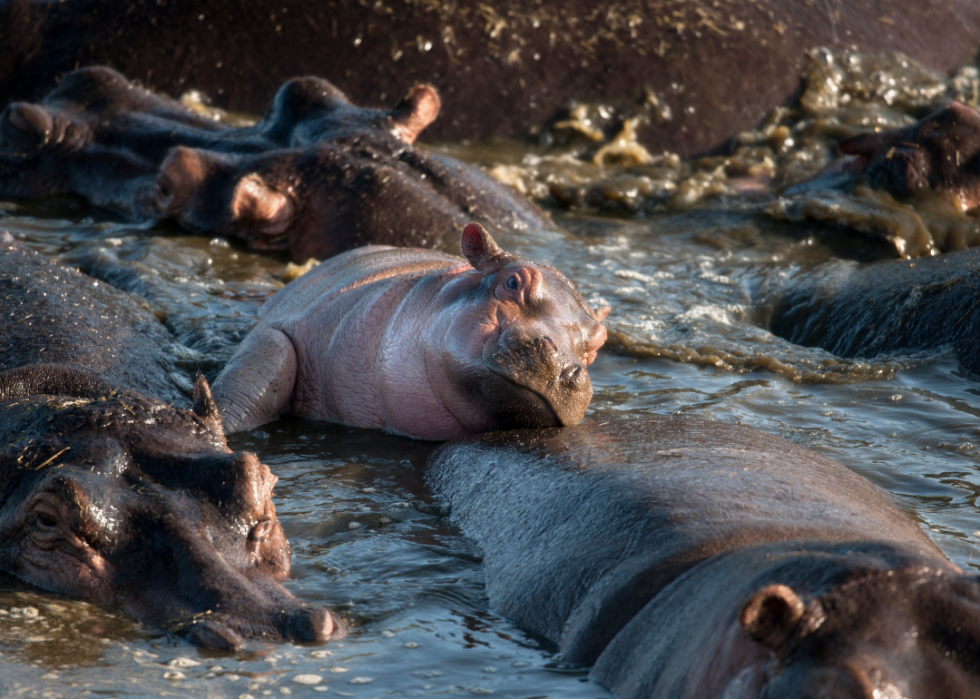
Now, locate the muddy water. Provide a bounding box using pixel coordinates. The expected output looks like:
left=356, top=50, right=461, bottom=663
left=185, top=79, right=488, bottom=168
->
left=2, top=48, right=980, bottom=697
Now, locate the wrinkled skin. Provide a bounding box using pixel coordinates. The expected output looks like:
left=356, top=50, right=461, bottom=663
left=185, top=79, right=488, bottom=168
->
left=3, top=0, right=980, bottom=157
left=428, top=418, right=980, bottom=698
left=768, top=246, right=980, bottom=375
left=0, top=66, right=554, bottom=261
left=212, top=223, right=609, bottom=440
left=0, top=232, right=340, bottom=648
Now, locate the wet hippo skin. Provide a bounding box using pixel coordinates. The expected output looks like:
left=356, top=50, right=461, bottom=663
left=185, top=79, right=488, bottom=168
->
left=212, top=223, right=609, bottom=440
left=2, top=0, right=980, bottom=157
left=769, top=247, right=980, bottom=376
left=428, top=417, right=980, bottom=698
left=0, top=230, right=188, bottom=406
left=0, top=66, right=554, bottom=261
left=0, top=232, right=341, bottom=648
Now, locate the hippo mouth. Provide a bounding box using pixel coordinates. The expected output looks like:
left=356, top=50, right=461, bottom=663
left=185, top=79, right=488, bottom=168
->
left=481, top=335, right=592, bottom=429
left=485, top=366, right=564, bottom=427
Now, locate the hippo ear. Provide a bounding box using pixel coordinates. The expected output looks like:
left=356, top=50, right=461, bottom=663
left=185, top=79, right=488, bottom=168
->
left=1, top=102, right=54, bottom=148
left=231, top=174, right=295, bottom=237
left=461, top=222, right=504, bottom=272
left=155, top=146, right=208, bottom=216
left=740, top=584, right=805, bottom=653
left=193, top=374, right=225, bottom=439
left=391, top=84, right=441, bottom=144
left=594, top=305, right=611, bottom=322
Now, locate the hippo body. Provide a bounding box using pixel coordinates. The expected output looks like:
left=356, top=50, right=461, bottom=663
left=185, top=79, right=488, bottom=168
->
left=212, top=223, right=608, bottom=440
left=2, top=0, right=980, bottom=157
left=0, top=66, right=554, bottom=261
left=0, top=232, right=338, bottom=648
left=769, top=247, right=980, bottom=375
left=0, top=230, right=188, bottom=405
left=428, top=418, right=980, bottom=698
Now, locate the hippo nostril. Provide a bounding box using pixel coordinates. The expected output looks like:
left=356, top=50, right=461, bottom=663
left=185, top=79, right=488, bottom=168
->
left=186, top=620, right=246, bottom=651
left=561, top=364, right=586, bottom=387
left=543, top=336, right=558, bottom=353
left=280, top=606, right=336, bottom=643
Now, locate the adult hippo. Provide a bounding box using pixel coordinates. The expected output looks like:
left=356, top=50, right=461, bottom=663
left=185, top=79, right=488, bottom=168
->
left=0, top=66, right=553, bottom=261
left=0, top=231, right=340, bottom=648
left=428, top=417, right=980, bottom=698
left=769, top=101, right=980, bottom=258
left=768, top=247, right=980, bottom=376
left=212, top=223, right=609, bottom=439
left=2, top=0, right=980, bottom=157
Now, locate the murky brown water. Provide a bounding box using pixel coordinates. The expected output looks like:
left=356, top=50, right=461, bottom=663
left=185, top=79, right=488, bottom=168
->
left=2, top=48, right=980, bottom=697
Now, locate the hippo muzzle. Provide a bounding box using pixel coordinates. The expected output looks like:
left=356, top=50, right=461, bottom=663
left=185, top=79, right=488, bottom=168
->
left=482, top=332, right=593, bottom=429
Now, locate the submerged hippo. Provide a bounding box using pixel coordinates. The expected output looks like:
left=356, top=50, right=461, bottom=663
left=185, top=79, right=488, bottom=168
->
left=769, top=246, right=980, bottom=375
left=0, top=232, right=339, bottom=648
left=769, top=102, right=980, bottom=258
left=0, top=66, right=553, bottom=261
left=0, top=229, right=188, bottom=405
left=429, top=418, right=980, bottom=698
left=212, top=223, right=609, bottom=439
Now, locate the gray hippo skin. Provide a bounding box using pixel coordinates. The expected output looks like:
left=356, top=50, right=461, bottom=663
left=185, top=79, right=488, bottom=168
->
left=212, top=223, right=609, bottom=440
left=428, top=418, right=980, bottom=698
left=0, top=66, right=553, bottom=261
left=0, top=229, right=188, bottom=406
left=768, top=248, right=980, bottom=375
left=2, top=0, right=980, bottom=157
left=0, top=232, right=339, bottom=648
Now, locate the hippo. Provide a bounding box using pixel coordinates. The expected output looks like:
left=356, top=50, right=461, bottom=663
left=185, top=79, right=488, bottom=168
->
left=0, top=228, right=189, bottom=406
left=0, top=231, right=340, bottom=648
left=0, top=66, right=554, bottom=261
left=428, top=417, right=980, bottom=698
left=767, top=101, right=980, bottom=257
left=836, top=101, right=980, bottom=213
left=212, top=222, right=609, bottom=439
left=768, top=246, right=980, bottom=375
left=2, top=1, right=980, bottom=158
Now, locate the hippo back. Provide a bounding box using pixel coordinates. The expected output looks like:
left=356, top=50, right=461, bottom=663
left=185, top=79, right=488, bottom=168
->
left=427, top=417, right=940, bottom=666
left=0, top=232, right=187, bottom=405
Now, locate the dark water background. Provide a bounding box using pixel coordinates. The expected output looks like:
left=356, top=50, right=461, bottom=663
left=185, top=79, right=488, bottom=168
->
left=1, top=48, right=980, bottom=697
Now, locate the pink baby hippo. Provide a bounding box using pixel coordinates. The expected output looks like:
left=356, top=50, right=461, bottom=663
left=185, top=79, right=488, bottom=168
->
left=213, top=223, right=609, bottom=440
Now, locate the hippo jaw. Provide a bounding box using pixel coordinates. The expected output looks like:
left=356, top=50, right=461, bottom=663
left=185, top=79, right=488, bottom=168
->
left=481, top=333, right=593, bottom=428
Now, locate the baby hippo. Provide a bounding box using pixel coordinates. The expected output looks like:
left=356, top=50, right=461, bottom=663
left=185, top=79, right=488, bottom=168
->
left=213, top=223, right=609, bottom=439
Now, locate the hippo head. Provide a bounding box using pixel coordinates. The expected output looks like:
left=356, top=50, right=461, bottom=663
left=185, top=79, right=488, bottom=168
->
left=259, top=76, right=441, bottom=148
left=736, top=563, right=980, bottom=698
left=839, top=101, right=980, bottom=212
left=434, top=223, right=609, bottom=434
left=0, top=371, right=339, bottom=650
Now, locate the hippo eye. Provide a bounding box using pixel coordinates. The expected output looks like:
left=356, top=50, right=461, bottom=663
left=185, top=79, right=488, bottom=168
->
left=506, top=275, right=519, bottom=290
left=36, top=512, right=57, bottom=529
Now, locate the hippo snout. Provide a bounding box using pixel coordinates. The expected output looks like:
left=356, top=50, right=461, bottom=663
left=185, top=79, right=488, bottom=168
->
left=482, top=333, right=593, bottom=428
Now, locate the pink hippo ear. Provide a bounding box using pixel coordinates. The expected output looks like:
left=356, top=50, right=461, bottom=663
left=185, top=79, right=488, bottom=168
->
left=231, top=174, right=295, bottom=237
left=155, top=146, right=209, bottom=215
left=739, top=584, right=806, bottom=653
left=594, top=306, right=611, bottom=322
left=391, top=84, right=441, bottom=144
left=461, top=222, right=505, bottom=272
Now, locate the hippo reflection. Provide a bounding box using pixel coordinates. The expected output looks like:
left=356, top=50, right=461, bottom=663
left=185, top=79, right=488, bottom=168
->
left=0, top=66, right=553, bottom=261
left=0, top=232, right=340, bottom=648
left=429, top=418, right=980, bottom=698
